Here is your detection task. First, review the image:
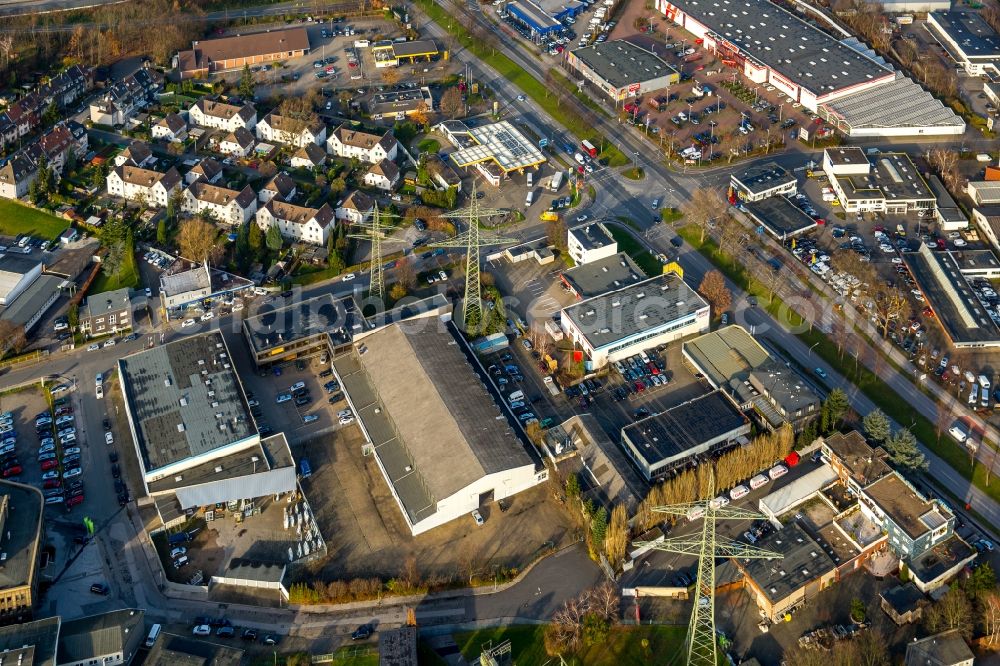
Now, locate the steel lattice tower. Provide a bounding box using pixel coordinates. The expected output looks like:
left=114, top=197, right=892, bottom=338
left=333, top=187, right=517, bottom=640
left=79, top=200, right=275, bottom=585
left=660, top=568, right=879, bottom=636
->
left=431, top=182, right=514, bottom=332
left=348, top=204, right=402, bottom=304
left=632, top=476, right=783, bottom=666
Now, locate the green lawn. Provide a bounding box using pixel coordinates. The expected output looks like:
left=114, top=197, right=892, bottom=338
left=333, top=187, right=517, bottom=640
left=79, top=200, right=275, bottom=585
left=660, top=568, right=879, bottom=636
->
left=417, top=138, right=441, bottom=153
left=0, top=199, right=68, bottom=240
left=414, top=0, right=628, bottom=167
left=607, top=223, right=663, bottom=277
left=454, top=624, right=713, bottom=665
left=676, top=224, right=1000, bottom=505
left=623, top=167, right=645, bottom=180
left=90, top=249, right=140, bottom=294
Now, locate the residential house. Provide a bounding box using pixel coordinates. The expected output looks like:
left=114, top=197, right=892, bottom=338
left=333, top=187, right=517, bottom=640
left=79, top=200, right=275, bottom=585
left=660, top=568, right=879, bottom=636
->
left=335, top=190, right=374, bottom=224
left=0, top=65, right=89, bottom=152
left=879, top=582, right=926, bottom=625
left=327, top=124, right=398, bottom=163
left=363, top=158, right=399, bottom=191
left=113, top=141, right=154, bottom=168
left=152, top=113, right=187, bottom=142
left=821, top=430, right=891, bottom=496
left=184, top=157, right=223, bottom=185
left=78, top=288, right=134, bottom=338
left=904, top=630, right=974, bottom=666
left=256, top=198, right=334, bottom=246
left=0, top=152, right=38, bottom=199
left=106, top=165, right=182, bottom=207
left=182, top=181, right=257, bottom=225
left=218, top=127, right=255, bottom=158
left=189, top=98, right=257, bottom=132
left=290, top=143, right=326, bottom=169
left=259, top=172, right=296, bottom=203
left=256, top=112, right=326, bottom=148
left=88, top=68, right=161, bottom=126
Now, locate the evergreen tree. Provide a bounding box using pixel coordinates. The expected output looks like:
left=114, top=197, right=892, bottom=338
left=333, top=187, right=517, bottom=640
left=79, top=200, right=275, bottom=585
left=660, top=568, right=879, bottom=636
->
left=265, top=224, right=283, bottom=251
left=590, top=506, right=608, bottom=547
left=238, top=64, right=256, bottom=101
left=885, top=428, right=928, bottom=472
left=823, top=388, right=849, bottom=432
left=248, top=220, right=263, bottom=251
left=156, top=218, right=168, bottom=245
left=28, top=177, right=43, bottom=205
left=862, top=408, right=891, bottom=443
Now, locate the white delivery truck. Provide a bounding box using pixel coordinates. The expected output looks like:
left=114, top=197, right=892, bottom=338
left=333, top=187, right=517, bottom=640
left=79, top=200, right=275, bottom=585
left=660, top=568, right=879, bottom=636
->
left=549, top=170, right=565, bottom=192
left=526, top=190, right=535, bottom=207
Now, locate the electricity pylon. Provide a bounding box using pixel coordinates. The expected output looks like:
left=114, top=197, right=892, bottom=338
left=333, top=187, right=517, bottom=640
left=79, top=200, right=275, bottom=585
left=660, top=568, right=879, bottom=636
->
left=432, top=183, right=515, bottom=332
left=347, top=204, right=404, bottom=304
left=632, top=476, right=783, bottom=666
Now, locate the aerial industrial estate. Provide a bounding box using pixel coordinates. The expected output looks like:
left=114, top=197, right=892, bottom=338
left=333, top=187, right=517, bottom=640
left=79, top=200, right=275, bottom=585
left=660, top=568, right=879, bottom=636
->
left=0, top=0, right=997, bottom=663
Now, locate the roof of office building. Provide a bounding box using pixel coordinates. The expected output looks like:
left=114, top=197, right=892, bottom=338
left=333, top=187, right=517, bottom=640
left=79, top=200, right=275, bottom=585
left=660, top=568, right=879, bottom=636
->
left=740, top=522, right=837, bottom=604
left=744, top=196, right=817, bottom=237
left=622, top=390, right=748, bottom=467
left=864, top=472, right=951, bottom=540
left=561, top=252, right=646, bottom=298
left=570, top=40, right=678, bottom=87
left=506, top=0, right=562, bottom=31
left=562, top=272, right=708, bottom=351
left=749, top=358, right=820, bottom=413
left=146, top=633, right=244, bottom=666
left=568, top=222, right=616, bottom=253
left=0, top=274, right=63, bottom=328
left=118, top=332, right=257, bottom=472
left=0, top=481, right=43, bottom=593
left=953, top=249, right=1000, bottom=273
left=832, top=152, right=935, bottom=202
left=668, top=0, right=891, bottom=94
left=242, top=293, right=363, bottom=353
left=732, top=162, right=796, bottom=195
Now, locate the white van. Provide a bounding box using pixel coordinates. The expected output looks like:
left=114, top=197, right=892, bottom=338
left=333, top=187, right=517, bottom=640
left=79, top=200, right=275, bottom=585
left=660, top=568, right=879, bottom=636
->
left=730, top=485, right=749, bottom=501
left=508, top=390, right=525, bottom=403
left=749, top=473, right=769, bottom=490
left=173, top=555, right=189, bottom=568
left=146, top=624, right=162, bottom=647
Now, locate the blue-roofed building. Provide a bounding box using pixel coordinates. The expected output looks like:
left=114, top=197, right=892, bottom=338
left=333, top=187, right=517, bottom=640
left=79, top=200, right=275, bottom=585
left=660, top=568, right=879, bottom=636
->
left=505, top=0, right=563, bottom=37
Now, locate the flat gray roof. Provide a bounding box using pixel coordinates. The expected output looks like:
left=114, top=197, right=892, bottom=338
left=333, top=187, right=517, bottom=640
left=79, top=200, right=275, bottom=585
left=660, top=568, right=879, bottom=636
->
left=147, top=633, right=244, bottom=666
left=0, top=617, right=60, bottom=666
left=732, top=162, right=796, bottom=195
left=833, top=153, right=935, bottom=202
left=570, top=40, right=678, bottom=88
left=569, top=222, right=616, bottom=253
left=865, top=472, right=951, bottom=541
left=243, top=293, right=363, bottom=353
left=744, top=197, right=817, bottom=238
left=391, top=39, right=438, bottom=58
left=622, top=390, right=748, bottom=467
left=562, top=272, right=708, bottom=351
left=339, top=321, right=536, bottom=526
left=825, top=146, right=868, bottom=167
left=118, top=331, right=257, bottom=473
left=749, top=358, right=820, bottom=413
left=930, top=11, right=1000, bottom=59
left=740, top=522, right=836, bottom=603
left=954, top=249, right=1000, bottom=272
left=669, top=0, right=891, bottom=95
left=160, top=263, right=210, bottom=296
left=927, top=175, right=967, bottom=225
left=903, top=245, right=1000, bottom=345
left=562, top=252, right=646, bottom=298
left=222, top=559, right=285, bottom=583
left=0, top=481, right=42, bottom=595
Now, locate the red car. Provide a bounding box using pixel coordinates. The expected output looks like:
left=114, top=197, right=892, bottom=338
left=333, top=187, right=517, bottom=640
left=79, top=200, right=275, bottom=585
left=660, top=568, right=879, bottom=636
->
left=695, top=65, right=705, bottom=71
left=66, top=494, right=84, bottom=508
left=634, top=381, right=646, bottom=393
left=43, top=479, right=61, bottom=489
left=40, top=459, right=59, bottom=471
left=922, top=307, right=935, bottom=318
left=2, top=465, right=22, bottom=477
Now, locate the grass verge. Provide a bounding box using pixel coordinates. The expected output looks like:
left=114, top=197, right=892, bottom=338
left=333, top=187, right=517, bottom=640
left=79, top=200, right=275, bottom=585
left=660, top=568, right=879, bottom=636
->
left=454, top=625, right=703, bottom=665
left=0, top=199, right=69, bottom=240
left=414, top=0, right=627, bottom=166
left=677, top=225, right=1000, bottom=505
left=90, top=250, right=139, bottom=294
left=607, top=223, right=662, bottom=277
left=623, top=167, right=645, bottom=180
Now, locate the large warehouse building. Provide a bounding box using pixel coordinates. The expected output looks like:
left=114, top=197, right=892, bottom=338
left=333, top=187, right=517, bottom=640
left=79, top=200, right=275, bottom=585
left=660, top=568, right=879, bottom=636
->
left=927, top=11, right=1000, bottom=76
left=656, top=0, right=964, bottom=136
left=560, top=272, right=710, bottom=369
left=333, top=321, right=546, bottom=536
left=565, top=40, right=680, bottom=101
left=177, top=28, right=310, bottom=79
left=118, top=332, right=297, bottom=525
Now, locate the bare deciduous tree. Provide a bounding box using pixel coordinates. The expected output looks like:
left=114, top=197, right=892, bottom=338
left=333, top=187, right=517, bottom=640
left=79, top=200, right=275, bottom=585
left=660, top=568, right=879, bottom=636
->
left=698, top=270, right=732, bottom=315
left=177, top=217, right=221, bottom=264
left=683, top=188, right=727, bottom=243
